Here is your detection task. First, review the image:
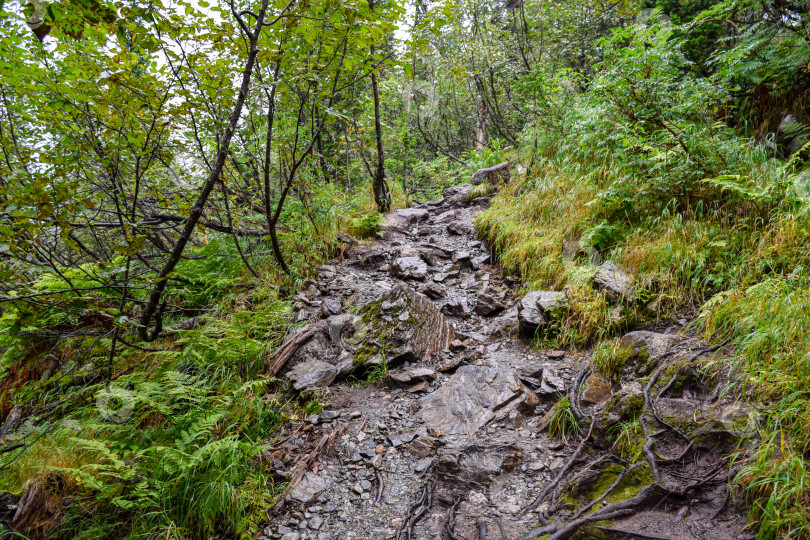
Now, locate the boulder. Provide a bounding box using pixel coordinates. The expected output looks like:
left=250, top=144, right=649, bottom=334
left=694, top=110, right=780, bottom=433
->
left=582, top=374, right=612, bottom=405
left=287, top=360, right=337, bottom=391
left=620, top=331, right=679, bottom=359
left=282, top=326, right=336, bottom=373
left=384, top=208, right=429, bottom=233
left=289, top=472, right=328, bottom=504
left=517, top=291, right=565, bottom=334
left=321, top=297, right=342, bottom=317
left=343, top=283, right=455, bottom=366
left=390, top=256, right=428, bottom=279
left=593, top=260, right=634, bottom=303
left=389, top=367, right=437, bottom=385
left=434, top=444, right=523, bottom=485
left=471, top=162, right=510, bottom=186
left=443, top=184, right=472, bottom=202
left=349, top=247, right=388, bottom=269
left=475, top=291, right=504, bottom=316
left=602, top=382, right=644, bottom=426
left=775, top=113, right=799, bottom=147
left=418, top=365, right=527, bottom=437
left=447, top=221, right=473, bottom=236
left=336, top=231, right=357, bottom=245
left=327, top=313, right=354, bottom=344
left=442, top=296, right=470, bottom=318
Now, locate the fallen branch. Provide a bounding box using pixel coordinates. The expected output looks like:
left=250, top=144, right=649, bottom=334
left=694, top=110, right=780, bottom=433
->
left=396, top=482, right=433, bottom=540
left=519, top=483, right=666, bottom=540
left=270, top=425, right=344, bottom=516
left=265, top=321, right=326, bottom=376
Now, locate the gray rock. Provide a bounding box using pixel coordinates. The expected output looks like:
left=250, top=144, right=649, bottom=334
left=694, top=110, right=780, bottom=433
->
left=328, top=313, right=355, bottom=344
left=442, top=184, right=472, bottom=202
left=337, top=231, right=357, bottom=245
left=389, top=431, right=417, bottom=447
left=389, top=367, right=437, bottom=385
left=475, top=291, right=504, bottom=316
left=419, top=282, right=446, bottom=299
left=322, top=297, right=342, bottom=316
left=453, top=250, right=472, bottom=265
left=396, top=246, right=434, bottom=265
left=776, top=113, right=799, bottom=147
left=620, top=330, right=679, bottom=360
left=319, top=410, right=341, bottom=421
left=384, top=208, right=429, bottom=232
left=418, top=365, right=527, bottom=437
left=471, top=161, right=510, bottom=186
left=603, top=381, right=643, bottom=426
left=309, top=515, right=324, bottom=530
left=593, top=260, right=634, bottom=303
left=539, top=368, right=566, bottom=395
left=343, top=284, right=455, bottom=366
left=414, top=457, right=433, bottom=472
left=447, top=221, right=473, bottom=236
left=390, top=257, right=428, bottom=280
left=334, top=350, right=355, bottom=378
left=289, top=472, right=328, bottom=503
left=518, top=291, right=565, bottom=333
left=434, top=443, right=523, bottom=484
left=287, top=360, right=337, bottom=391
left=441, top=297, right=470, bottom=318
left=471, top=254, right=490, bottom=269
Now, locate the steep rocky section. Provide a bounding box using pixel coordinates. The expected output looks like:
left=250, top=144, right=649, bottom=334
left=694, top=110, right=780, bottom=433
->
left=258, top=181, right=752, bottom=540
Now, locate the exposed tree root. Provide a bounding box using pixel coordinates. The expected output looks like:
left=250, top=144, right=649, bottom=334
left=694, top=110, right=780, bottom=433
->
left=476, top=518, right=488, bottom=540
left=396, top=481, right=434, bottom=540
left=375, top=470, right=384, bottom=505
left=594, top=526, right=677, bottom=539
left=520, top=420, right=594, bottom=514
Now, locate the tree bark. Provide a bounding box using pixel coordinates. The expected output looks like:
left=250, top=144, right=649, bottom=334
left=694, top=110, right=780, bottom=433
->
left=476, top=97, right=487, bottom=150
left=369, top=0, right=391, bottom=213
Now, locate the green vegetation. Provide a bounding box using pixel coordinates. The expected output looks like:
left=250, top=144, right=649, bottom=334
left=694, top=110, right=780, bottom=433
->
left=1, top=0, right=810, bottom=536
left=591, top=339, right=634, bottom=381
left=548, top=396, right=582, bottom=440
left=607, top=420, right=645, bottom=462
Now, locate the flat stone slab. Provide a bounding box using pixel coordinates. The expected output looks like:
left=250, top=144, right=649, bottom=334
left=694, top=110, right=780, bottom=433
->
left=385, top=208, right=429, bottom=232
left=390, top=256, right=428, bottom=279
left=418, top=365, right=524, bottom=437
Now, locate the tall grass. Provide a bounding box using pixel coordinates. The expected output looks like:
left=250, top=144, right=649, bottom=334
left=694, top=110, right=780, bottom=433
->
left=477, top=101, right=810, bottom=535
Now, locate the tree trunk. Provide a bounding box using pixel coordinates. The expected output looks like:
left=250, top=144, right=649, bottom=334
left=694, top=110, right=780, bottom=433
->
left=139, top=0, right=271, bottom=340
left=369, top=0, right=391, bottom=213
left=371, top=69, right=391, bottom=213
left=476, top=97, right=487, bottom=150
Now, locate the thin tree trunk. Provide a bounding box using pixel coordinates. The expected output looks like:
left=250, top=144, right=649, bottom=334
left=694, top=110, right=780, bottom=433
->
left=139, top=0, right=272, bottom=340
left=369, top=0, right=390, bottom=213
left=476, top=98, right=487, bottom=150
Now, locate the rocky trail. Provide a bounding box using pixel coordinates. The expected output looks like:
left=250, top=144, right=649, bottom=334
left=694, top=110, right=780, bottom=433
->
left=258, top=183, right=753, bottom=540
